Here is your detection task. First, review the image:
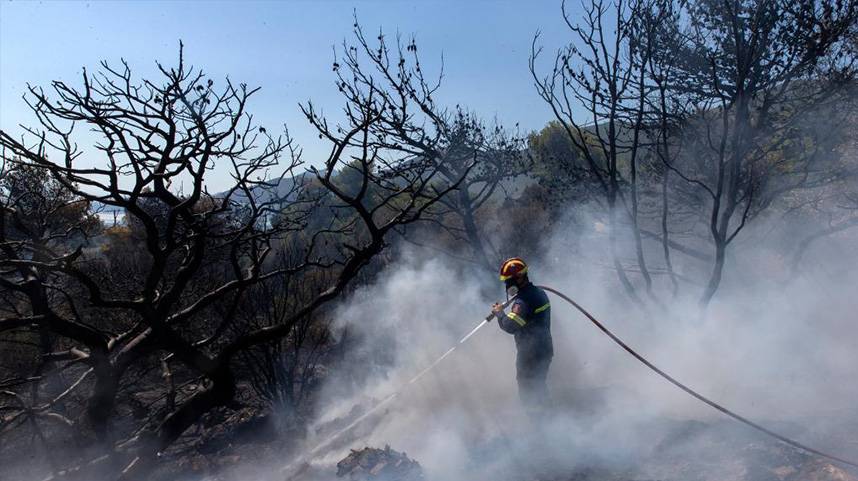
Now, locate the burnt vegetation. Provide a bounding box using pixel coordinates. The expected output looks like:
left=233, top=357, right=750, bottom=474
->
left=1, top=1, right=857, bottom=480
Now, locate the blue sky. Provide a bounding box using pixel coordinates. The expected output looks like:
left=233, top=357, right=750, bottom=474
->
left=1, top=0, right=577, bottom=190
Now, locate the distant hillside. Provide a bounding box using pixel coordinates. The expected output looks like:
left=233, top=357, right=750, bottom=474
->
left=90, top=173, right=307, bottom=226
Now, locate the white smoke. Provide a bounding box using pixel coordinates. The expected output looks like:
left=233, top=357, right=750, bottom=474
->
left=294, top=214, right=858, bottom=480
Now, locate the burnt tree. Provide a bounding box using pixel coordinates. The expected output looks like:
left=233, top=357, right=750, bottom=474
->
left=0, top=34, right=467, bottom=479
left=669, top=0, right=857, bottom=306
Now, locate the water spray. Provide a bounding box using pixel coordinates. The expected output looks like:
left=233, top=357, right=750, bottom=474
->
left=281, top=292, right=519, bottom=477
left=283, top=285, right=858, bottom=478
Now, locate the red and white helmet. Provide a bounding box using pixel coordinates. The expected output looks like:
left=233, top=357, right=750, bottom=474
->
left=499, top=257, right=528, bottom=282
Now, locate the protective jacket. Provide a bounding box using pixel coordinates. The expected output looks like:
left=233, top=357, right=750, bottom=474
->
left=496, top=282, right=553, bottom=364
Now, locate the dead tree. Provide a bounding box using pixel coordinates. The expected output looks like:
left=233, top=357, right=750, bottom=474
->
left=666, top=0, right=857, bottom=307
left=787, top=117, right=858, bottom=272
left=0, top=47, right=304, bottom=474
left=630, top=0, right=710, bottom=297
left=530, top=0, right=668, bottom=304
left=320, top=25, right=527, bottom=272
left=0, top=31, right=466, bottom=479
left=410, top=111, right=527, bottom=272
left=0, top=160, right=101, bottom=469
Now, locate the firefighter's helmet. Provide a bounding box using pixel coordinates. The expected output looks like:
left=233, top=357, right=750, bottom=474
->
left=499, top=258, right=528, bottom=281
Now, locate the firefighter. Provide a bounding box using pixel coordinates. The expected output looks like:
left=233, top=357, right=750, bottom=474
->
left=491, top=258, right=553, bottom=416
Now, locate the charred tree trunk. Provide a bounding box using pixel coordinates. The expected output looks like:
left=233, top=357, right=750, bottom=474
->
left=119, top=366, right=236, bottom=480
left=458, top=188, right=492, bottom=272
left=660, top=169, right=679, bottom=296
left=87, top=356, right=119, bottom=444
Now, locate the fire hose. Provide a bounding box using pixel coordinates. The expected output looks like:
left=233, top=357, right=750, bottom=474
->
left=538, top=285, right=858, bottom=470
left=285, top=286, right=858, bottom=476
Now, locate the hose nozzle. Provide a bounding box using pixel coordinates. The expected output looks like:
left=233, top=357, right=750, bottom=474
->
left=485, top=292, right=518, bottom=321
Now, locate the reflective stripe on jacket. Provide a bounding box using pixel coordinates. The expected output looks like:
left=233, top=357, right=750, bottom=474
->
left=497, top=282, right=554, bottom=361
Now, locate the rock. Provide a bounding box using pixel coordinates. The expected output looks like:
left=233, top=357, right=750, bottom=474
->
left=336, top=445, right=424, bottom=481
left=792, top=461, right=858, bottom=481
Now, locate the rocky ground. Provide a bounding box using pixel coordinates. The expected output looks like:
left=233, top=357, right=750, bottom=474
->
left=3, top=400, right=855, bottom=481
left=335, top=446, right=423, bottom=481
left=146, top=412, right=858, bottom=481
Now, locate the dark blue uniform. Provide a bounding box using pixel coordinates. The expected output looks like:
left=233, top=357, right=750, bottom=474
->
left=496, top=282, right=553, bottom=414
